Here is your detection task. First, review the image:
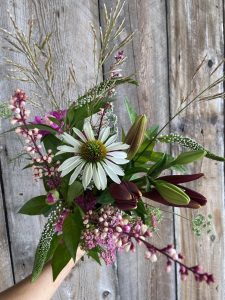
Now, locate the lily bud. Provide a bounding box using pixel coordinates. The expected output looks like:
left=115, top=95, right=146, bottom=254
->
left=124, top=115, right=147, bottom=160
left=154, top=180, right=190, bottom=206
left=143, top=174, right=207, bottom=208
left=109, top=181, right=142, bottom=210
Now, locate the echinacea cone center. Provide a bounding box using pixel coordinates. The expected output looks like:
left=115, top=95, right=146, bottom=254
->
left=80, top=140, right=107, bottom=162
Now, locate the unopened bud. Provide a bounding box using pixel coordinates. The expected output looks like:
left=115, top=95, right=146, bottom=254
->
left=124, top=115, right=147, bottom=160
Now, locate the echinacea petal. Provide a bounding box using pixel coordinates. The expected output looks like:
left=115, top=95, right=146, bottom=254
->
left=107, top=151, right=127, bottom=159
left=61, top=158, right=83, bottom=177
left=62, top=132, right=81, bottom=147
left=97, top=162, right=107, bottom=190
left=55, top=150, right=65, bottom=156
left=104, top=159, right=124, bottom=176
left=82, top=163, right=93, bottom=189
left=99, top=127, right=110, bottom=143
left=106, top=156, right=129, bottom=165
left=102, top=162, right=121, bottom=184
left=57, top=145, right=76, bottom=153
left=83, top=122, right=94, bottom=140
left=73, top=127, right=87, bottom=142
left=69, top=161, right=86, bottom=185
left=92, top=164, right=101, bottom=189
left=58, top=156, right=80, bottom=171
left=107, top=142, right=130, bottom=151
left=105, top=134, right=118, bottom=147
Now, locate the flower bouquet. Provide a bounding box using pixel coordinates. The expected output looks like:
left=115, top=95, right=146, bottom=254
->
left=1, top=1, right=224, bottom=285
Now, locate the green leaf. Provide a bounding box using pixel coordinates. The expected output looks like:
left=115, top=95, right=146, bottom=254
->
left=154, top=180, right=190, bottom=205
left=148, top=154, right=168, bottom=178
left=170, top=150, right=206, bottom=166
left=46, top=235, right=62, bottom=262
left=158, top=133, right=225, bottom=162
left=42, top=134, right=62, bottom=154
left=21, top=124, right=57, bottom=135
left=97, top=190, right=115, bottom=204
left=66, top=100, right=105, bottom=130
left=51, top=242, right=71, bottom=281
left=47, top=116, right=61, bottom=126
left=135, top=199, right=148, bottom=223
left=123, top=166, right=148, bottom=180
left=124, top=98, right=138, bottom=124
left=59, top=174, right=70, bottom=199
left=87, top=247, right=102, bottom=265
left=18, top=195, right=51, bottom=215
left=62, top=209, right=83, bottom=259
left=67, top=181, right=83, bottom=205
left=145, top=125, right=159, bottom=140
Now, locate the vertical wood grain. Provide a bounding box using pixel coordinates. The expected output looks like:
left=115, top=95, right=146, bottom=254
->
left=167, top=0, right=225, bottom=299
left=0, top=0, right=224, bottom=299
left=0, top=1, right=118, bottom=299
left=99, top=1, right=176, bottom=300
left=0, top=178, right=14, bottom=291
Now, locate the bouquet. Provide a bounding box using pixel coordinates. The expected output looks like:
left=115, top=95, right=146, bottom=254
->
left=1, top=1, right=224, bottom=285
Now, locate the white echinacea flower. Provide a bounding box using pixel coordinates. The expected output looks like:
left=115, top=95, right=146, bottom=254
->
left=57, top=122, right=130, bottom=190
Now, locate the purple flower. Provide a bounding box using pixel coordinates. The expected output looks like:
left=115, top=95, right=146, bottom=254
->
left=33, top=109, right=67, bottom=136
left=75, top=190, right=96, bottom=212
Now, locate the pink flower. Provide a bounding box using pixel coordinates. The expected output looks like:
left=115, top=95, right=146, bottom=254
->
left=33, top=109, right=67, bottom=136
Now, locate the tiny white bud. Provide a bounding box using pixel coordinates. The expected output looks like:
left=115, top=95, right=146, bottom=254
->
left=116, top=226, right=123, bottom=233
left=123, top=219, right=129, bottom=225
left=141, top=224, right=148, bottom=235
left=150, top=254, right=157, bottom=263
left=101, top=232, right=107, bottom=239
left=145, top=251, right=152, bottom=259
left=15, top=108, right=20, bottom=114
left=11, top=119, right=18, bottom=125
left=116, top=239, right=122, bottom=247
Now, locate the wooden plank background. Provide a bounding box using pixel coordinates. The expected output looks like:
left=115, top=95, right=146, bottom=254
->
left=0, top=1, right=224, bottom=299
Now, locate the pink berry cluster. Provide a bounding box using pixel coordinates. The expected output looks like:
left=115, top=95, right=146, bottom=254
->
left=143, top=241, right=214, bottom=284
left=10, top=89, right=30, bottom=125
left=10, top=90, right=60, bottom=184
left=15, top=126, right=42, bottom=154
left=10, top=90, right=43, bottom=155
left=181, top=265, right=214, bottom=284
left=32, top=150, right=58, bottom=179
left=81, top=205, right=152, bottom=265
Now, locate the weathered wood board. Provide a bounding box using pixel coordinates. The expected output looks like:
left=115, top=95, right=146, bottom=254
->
left=99, top=1, right=176, bottom=300
left=168, top=0, right=225, bottom=299
left=0, top=1, right=224, bottom=300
